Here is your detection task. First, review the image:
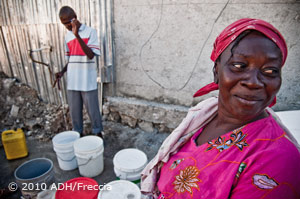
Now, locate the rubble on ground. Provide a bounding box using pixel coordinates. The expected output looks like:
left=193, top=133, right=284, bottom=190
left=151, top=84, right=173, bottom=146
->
left=0, top=72, right=77, bottom=141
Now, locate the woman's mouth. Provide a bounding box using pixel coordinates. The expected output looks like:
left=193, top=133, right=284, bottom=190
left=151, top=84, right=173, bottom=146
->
left=234, top=95, right=263, bottom=106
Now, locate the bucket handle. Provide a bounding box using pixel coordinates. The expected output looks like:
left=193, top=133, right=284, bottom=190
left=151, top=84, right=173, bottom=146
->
left=56, top=154, right=76, bottom=162
left=117, top=173, right=128, bottom=179
left=77, top=156, right=93, bottom=167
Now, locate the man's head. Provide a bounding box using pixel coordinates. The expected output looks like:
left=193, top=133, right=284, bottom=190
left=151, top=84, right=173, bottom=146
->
left=59, top=6, right=77, bottom=31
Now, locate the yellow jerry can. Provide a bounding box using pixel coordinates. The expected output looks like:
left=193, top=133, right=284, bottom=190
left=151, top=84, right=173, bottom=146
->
left=2, top=128, right=28, bottom=160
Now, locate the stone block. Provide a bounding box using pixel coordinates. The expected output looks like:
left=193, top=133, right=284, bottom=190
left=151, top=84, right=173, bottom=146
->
left=120, top=114, right=137, bottom=128
left=138, top=121, right=154, bottom=132
left=108, top=112, right=121, bottom=122
left=3, top=78, right=16, bottom=90
left=10, top=105, right=19, bottom=117
left=102, top=103, right=110, bottom=115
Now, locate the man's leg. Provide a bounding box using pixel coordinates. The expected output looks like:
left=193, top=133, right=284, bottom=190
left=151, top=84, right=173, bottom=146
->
left=67, top=90, right=83, bottom=134
left=82, top=89, right=103, bottom=135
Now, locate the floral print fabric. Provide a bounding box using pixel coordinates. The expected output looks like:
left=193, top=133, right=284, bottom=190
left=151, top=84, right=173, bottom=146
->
left=206, top=127, right=248, bottom=152
left=157, top=114, right=300, bottom=199
left=173, top=166, right=200, bottom=195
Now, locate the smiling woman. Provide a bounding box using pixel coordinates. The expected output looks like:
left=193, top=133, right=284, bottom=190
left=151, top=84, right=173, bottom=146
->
left=216, top=31, right=282, bottom=124
left=140, top=18, right=300, bottom=199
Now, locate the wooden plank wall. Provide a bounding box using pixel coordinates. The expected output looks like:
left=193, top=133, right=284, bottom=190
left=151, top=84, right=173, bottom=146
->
left=0, top=0, right=104, bottom=105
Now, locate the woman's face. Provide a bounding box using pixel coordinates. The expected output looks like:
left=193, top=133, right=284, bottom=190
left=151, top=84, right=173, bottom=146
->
left=215, top=31, right=282, bottom=121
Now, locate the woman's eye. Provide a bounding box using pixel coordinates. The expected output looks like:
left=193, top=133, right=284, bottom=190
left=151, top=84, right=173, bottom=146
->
left=234, top=64, right=243, bottom=68
left=232, top=63, right=245, bottom=69
left=264, top=69, right=274, bottom=74
left=263, top=68, right=280, bottom=76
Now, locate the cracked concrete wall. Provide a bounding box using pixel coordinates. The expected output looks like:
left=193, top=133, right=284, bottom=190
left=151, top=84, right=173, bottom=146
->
left=107, top=0, right=300, bottom=111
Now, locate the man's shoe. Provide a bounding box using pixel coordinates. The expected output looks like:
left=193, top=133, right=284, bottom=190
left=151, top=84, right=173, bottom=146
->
left=96, top=132, right=103, bottom=139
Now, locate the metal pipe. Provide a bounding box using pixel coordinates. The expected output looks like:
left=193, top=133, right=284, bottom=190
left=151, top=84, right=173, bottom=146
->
left=106, top=0, right=114, bottom=69
left=100, top=0, right=107, bottom=66
left=98, top=0, right=115, bottom=113
left=29, top=46, right=52, bottom=52
left=28, top=46, right=54, bottom=85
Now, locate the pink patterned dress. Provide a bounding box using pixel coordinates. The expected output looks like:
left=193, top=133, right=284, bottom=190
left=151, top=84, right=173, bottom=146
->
left=157, top=114, right=300, bottom=199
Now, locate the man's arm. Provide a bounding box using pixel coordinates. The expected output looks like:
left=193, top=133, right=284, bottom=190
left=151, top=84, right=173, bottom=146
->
left=71, top=19, right=94, bottom=59
left=61, top=62, right=68, bottom=74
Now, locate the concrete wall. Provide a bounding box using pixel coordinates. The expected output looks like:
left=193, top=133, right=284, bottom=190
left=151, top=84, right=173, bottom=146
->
left=107, top=0, right=300, bottom=111
left=103, top=97, right=189, bottom=133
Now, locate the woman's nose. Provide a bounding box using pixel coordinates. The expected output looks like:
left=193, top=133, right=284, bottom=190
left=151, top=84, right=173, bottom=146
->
left=240, top=69, right=264, bottom=89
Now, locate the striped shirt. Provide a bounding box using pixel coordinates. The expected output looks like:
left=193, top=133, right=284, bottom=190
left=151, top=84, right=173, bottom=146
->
left=64, top=24, right=100, bottom=91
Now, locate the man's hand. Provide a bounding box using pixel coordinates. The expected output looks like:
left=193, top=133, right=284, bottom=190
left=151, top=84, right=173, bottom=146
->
left=69, top=19, right=95, bottom=59
left=71, top=18, right=80, bottom=37
left=53, top=70, right=66, bottom=90
left=55, top=71, right=65, bottom=79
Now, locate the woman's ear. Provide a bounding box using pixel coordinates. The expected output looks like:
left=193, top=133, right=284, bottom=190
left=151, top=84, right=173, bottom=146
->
left=213, top=62, right=219, bottom=84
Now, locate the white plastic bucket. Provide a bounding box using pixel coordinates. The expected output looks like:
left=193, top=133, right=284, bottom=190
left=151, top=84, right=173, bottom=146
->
left=52, top=131, right=80, bottom=171
left=113, top=148, right=148, bottom=184
left=98, top=180, right=141, bottom=199
left=74, top=135, right=104, bottom=177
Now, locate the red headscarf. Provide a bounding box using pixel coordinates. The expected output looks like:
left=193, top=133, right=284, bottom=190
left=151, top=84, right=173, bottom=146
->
left=193, top=18, right=288, bottom=107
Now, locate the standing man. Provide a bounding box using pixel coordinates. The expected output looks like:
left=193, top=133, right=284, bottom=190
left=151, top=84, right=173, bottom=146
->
left=56, top=6, right=103, bottom=138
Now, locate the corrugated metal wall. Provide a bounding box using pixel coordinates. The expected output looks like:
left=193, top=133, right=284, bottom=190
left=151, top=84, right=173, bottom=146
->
left=0, top=0, right=112, bottom=105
